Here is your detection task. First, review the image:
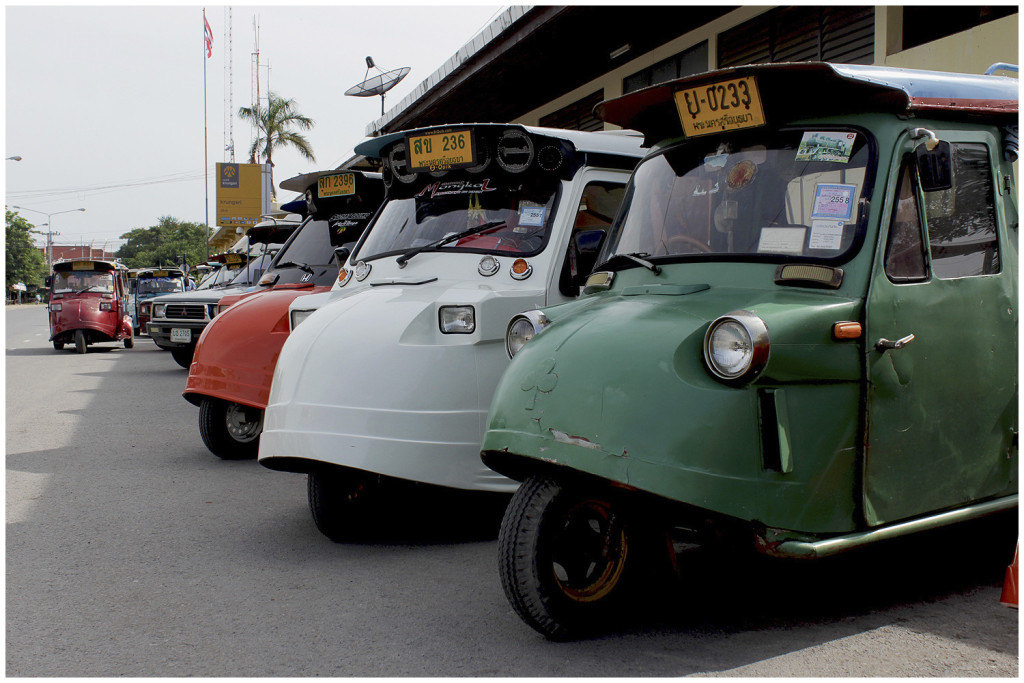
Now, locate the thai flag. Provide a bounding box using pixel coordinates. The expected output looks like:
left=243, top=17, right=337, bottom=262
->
left=204, top=15, right=213, bottom=58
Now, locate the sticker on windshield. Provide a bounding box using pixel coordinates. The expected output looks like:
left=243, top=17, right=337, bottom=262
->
left=757, top=227, right=805, bottom=255
left=795, top=132, right=857, bottom=163
left=416, top=179, right=496, bottom=198
left=811, top=184, right=857, bottom=221
left=808, top=219, right=845, bottom=251
left=518, top=203, right=547, bottom=227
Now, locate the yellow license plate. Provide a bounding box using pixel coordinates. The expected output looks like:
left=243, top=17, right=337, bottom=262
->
left=318, top=173, right=355, bottom=198
left=406, top=130, right=474, bottom=172
left=72, top=261, right=94, bottom=270
left=674, top=76, right=766, bottom=137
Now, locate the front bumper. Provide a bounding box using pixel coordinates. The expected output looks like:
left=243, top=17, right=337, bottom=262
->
left=257, top=286, right=524, bottom=493
left=147, top=320, right=208, bottom=349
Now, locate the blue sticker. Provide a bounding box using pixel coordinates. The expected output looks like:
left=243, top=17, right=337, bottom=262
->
left=811, top=184, right=856, bottom=221
left=519, top=204, right=547, bottom=227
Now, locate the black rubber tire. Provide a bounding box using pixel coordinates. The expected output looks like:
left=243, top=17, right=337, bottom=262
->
left=307, top=470, right=385, bottom=542
left=170, top=346, right=194, bottom=368
left=497, top=475, right=634, bottom=640
left=124, top=330, right=134, bottom=349
left=198, top=398, right=261, bottom=459
left=52, top=340, right=64, bottom=351
left=74, top=329, right=87, bottom=354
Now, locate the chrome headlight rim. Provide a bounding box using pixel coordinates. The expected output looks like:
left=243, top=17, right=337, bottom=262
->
left=703, top=310, right=770, bottom=384
left=505, top=309, right=551, bottom=359
left=353, top=260, right=371, bottom=282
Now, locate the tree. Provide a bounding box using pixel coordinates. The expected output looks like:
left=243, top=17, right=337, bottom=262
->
left=6, top=209, right=47, bottom=287
left=115, top=216, right=211, bottom=269
left=238, top=92, right=316, bottom=197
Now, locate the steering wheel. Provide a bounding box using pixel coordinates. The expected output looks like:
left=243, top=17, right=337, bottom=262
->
left=665, top=234, right=713, bottom=253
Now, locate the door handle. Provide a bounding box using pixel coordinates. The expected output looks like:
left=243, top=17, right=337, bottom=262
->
left=875, top=333, right=915, bottom=352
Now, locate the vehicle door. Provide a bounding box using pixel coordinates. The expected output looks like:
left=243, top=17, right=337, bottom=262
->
left=547, top=169, right=631, bottom=303
left=864, top=129, right=1017, bottom=525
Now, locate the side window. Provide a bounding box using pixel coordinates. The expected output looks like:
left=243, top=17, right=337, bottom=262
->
left=884, top=163, right=928, bottom=282
left=558, top=181, right=626, bottom=297
left=923, top=142, right=999, bottom=278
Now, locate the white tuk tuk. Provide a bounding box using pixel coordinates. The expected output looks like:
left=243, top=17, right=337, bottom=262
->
left=258, top=124, right=644, bottom=540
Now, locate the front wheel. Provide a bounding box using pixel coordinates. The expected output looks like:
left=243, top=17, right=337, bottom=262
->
left=198, top=398, right=262, bottom=459
left=498, top=475, right=635, bottom=640
left=124, top=330, right=134, bottom=349
left=74, top=329, right=87, bottom=354
left=170, top=346, right=194, bottom=368
left=308, top=469, right=386, bottom=542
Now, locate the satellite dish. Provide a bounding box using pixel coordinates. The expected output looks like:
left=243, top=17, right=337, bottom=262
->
left=345, top=56, right=410, bottom=115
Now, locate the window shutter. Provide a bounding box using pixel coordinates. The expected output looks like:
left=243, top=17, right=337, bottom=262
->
left=539, top=91, right=605, bottom=132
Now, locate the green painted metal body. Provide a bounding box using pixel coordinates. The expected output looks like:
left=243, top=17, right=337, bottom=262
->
left=482, top=111, right=1018, bottom=540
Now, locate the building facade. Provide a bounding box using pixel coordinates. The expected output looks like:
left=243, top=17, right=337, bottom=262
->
left=364, top=5, right=1017, bottom=138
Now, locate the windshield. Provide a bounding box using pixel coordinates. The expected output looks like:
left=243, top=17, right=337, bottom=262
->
left=138, top=277, right=184, bottom=295
left=263, top=219, right=339, bottom=286
left=195, top=269, right=217, bottom=289
left=228, top=253, right=274, bottom=286
left=354, top=175, right=560, bottom=262
left=52, top=271, right=114, bottom=294
left=604, top=128, right=872, bottom=264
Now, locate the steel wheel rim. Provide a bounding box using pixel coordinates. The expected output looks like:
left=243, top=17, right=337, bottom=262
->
left=549, top=498, right=628, bottom=603
left=224, top=403, right=262, bottom=443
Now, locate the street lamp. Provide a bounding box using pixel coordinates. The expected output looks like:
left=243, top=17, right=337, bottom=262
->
left=6, top=155, right=22, bottom=161
left=11, top=206, right=86, bottom=269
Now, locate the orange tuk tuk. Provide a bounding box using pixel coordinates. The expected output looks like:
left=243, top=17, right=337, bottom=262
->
left=183, top=170, right=384, bottom=458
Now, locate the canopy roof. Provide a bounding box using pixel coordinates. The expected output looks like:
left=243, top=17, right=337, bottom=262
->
left=597, top=62, right=1019, bottom=145
left=52, top=259, right=122, bottom=272
left=354, top=123, right=645, bottom=160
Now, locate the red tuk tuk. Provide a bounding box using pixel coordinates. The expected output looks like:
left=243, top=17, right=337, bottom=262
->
left=183, top=170, right=384, bottom=458
left=47, top=259, right=134, bottom=353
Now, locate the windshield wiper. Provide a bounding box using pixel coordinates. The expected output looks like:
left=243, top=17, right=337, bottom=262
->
left=594, top=252, right=662, bottom=275
left=273, top=261, right=314, bottom=274
left=73, top=285, right=105, bottom=295
left=396, top=220, right=508, bottom=268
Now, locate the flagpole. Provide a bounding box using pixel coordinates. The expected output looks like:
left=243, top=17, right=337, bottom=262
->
left=203, top=7, right=210, bottom=263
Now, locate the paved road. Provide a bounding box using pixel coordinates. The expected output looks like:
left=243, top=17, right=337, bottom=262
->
left=6, top=305, right=1018, bottom=676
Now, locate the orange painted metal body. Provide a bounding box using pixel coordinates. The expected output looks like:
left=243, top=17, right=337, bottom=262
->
left=183, top=284, right=329, bottom=409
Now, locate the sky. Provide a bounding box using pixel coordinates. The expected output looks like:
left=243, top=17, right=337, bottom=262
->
left=4, top=4, right=503, bottom=251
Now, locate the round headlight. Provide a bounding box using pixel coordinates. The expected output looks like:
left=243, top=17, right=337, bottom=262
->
left=505, top=310, right=550, bottom=359
left=703, top=311, right=769, bottom=384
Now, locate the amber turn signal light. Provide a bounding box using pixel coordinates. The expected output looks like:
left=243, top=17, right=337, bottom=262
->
left=833, top=321, right=862, bottom=339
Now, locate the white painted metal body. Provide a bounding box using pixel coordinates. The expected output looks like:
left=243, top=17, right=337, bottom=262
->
left=258, top=130, right=643, bottom=491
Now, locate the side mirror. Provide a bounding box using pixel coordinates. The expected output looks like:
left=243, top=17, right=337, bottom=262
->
left=44, top=276, right=52, bottom=288
left=334, top=244, right=353, bottom=264
left=558, top=230, right=608, bottom=298
left=574, top=229, right=607, bottom=279
left=916, top=140, right=952, bottom=192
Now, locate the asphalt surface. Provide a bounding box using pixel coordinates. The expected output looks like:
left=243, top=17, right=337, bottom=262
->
left=6, top=304, right=1019, bottom=676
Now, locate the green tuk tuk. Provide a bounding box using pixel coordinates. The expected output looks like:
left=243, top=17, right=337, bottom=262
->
left=480, top=62, right=1019, bottom=639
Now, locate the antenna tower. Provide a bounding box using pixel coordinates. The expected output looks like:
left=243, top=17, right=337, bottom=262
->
left=223, top=7, right=235, bottom=162
left=250, top=16, right=260, bottom=162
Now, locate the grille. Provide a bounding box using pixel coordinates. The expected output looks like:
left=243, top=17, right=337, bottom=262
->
left=164, top=304, right=206, bottom=320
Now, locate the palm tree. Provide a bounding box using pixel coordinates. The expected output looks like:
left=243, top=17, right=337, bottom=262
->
left=238, top=92, right=316, bottom=197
